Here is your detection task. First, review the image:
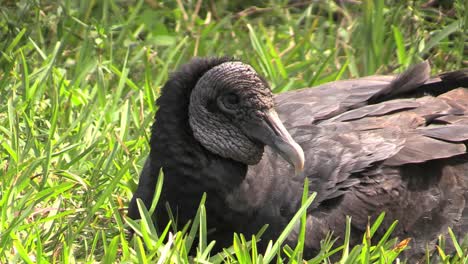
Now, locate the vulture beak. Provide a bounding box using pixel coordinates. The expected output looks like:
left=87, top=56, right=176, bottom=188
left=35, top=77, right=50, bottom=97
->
left=245, top=109, right=305, bottom=174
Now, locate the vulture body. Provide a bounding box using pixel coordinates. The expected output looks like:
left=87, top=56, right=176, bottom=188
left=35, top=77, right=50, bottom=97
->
left=128, top=57, right=468, bottom=261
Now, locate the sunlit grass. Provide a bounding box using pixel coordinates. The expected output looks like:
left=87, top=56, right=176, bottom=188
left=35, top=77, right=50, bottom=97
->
left=1, top=0, right=467, bottom=263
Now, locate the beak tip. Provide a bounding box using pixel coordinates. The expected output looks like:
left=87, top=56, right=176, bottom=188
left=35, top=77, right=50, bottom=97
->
left=294, top=145, right=305, bottom=175
left=295, top=164, right=304, bottom=174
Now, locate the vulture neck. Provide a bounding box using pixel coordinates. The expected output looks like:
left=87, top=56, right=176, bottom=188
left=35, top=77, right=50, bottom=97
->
left=150, top=58, right=248, bottom=196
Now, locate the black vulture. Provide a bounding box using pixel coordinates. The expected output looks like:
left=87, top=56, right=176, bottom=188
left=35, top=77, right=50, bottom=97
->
left=128, top=57, right=468, bottom=261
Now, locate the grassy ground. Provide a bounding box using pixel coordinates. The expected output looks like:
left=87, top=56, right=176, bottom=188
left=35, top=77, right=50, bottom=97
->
left=1, top=0, right=467, bottom=263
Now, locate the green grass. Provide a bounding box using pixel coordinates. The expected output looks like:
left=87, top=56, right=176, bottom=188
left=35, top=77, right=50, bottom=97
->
left=1, top=0, right=467, bottom=263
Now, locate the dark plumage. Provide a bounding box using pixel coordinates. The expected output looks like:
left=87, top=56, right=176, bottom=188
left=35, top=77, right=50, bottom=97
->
left=128, top=57, right=468, bottom=261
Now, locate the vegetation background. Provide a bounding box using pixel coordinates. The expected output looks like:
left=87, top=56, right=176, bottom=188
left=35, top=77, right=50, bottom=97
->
left=1, top=0, right=467, bottom=263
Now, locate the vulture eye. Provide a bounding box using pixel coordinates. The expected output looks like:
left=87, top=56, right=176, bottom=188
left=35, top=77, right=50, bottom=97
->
left=222, top=93, right=240, bottom=108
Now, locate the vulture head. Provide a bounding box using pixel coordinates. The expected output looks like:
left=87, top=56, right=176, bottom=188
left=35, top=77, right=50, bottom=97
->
left=188, top=61, right=304, bottom=171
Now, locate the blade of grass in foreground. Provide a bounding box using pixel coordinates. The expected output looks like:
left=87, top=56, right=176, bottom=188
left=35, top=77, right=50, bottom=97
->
left=340, top=216, right=352, bottom=263
left=263, top=181, right=316, bottom=263
left=290, top=177, right=310, bottom=262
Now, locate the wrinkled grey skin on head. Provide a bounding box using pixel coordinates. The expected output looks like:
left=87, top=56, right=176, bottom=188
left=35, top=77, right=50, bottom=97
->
left=188, top=61, right=273, bottom=165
